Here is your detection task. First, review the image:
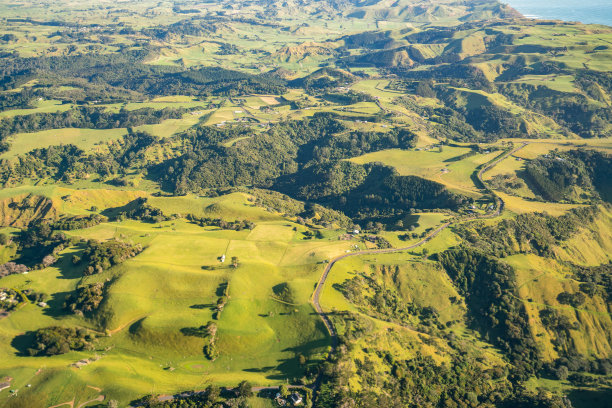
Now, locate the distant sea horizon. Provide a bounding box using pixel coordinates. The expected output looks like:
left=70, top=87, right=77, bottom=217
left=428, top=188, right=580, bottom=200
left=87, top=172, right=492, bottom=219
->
left=503, top=0, right=612, bottom=27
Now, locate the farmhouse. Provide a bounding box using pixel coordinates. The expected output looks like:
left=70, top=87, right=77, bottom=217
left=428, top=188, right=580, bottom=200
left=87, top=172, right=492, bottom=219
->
left=289, top=392, right=303, bottom=405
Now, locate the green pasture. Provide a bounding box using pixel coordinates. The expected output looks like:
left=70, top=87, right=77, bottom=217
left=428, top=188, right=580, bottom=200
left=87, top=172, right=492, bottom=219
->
left=0, top=99, right=73, bottom=119
left=0, top=189, right=361, bottom=406
left=1, top=128, right=127, bottom=159
left=349, top=146, right=500, bottom=197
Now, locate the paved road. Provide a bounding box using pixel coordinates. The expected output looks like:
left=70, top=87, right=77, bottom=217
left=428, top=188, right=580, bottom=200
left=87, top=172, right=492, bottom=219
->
left=310, top=222, right=451, bottom=346
left=309, top=141, right=529, bottom=357
left=132, top=142, right=528, bottom=407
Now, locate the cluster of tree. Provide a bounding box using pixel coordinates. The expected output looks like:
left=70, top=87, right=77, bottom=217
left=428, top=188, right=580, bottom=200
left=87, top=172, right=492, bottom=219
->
left=289, top=68, right=355, bottom=91
left=272, top=282, right=295, bottom=304
left=539, top=308, right=579, bottom=357
left=540, top=354, right=612, bottom=388
left=185, top=214, right=255, bottom=231
left=315, top=344, right=570, bottom=408
left=113, top=198, right=171, bottom=223
left=0, top=114, right=445, bottom=229
left=453, top=205, right=601, bottom=258
left=299, top=126, right=417, bottom=167
left=362, top=234, right=393, bottom=249
left=0, top=106, right=189, bottom=148
left=571, top=262, right=612, bottom=301
left=141, top=67, right=286, bottom=96
left=79, top=239, right=142, bottom=275
left=0, top=288, right=45, bottom=312
left=0, top=144, right=90, bottom=183
left=63, top=282, right=106, bottom=316
left=250, top=189, right=352, bottom=228
left=434, top=87, right=527, bottom=140
left=335, top=265, right=441, bottom=331
left=151, top=114, right=345, bottom=193
left=0, top=87, right=39, bottom=112
left=434, top=248, right=539, bottom=377
left=180, top=321, right=219, bottom=360
left=575, top=70, right=612, bottom=103
left=135, top=381, right=257, bottom=408
left=25, top=326, right=96, bottom=356
left=498, top=83, right=611, bottom=138
left=0, top=131, right=159, bottom=185
left=488, top=173, right=527, bottom=194
left=395, top=95, right=488, bottom=142
left=556, top=291, right=587, bottom=308
left=0, top=49, right=286, bottom=98
left=22, top=288, right=48, bottom=304
left=0, top=262, right=29, bottom=278
left=322, top=91, right=375, bottom=105
left=16, top=221, right=70, bottom=268
left=525, top=149, right=612, bottom=203
left=53, top=214, right=106, bottom=230
left=274, top=161, right=466, bottom=226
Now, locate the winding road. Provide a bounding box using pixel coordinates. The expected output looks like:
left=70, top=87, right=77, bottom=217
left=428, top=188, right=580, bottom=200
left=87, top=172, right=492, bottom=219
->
left=309, top=142, right=529, bottom=355
left=137, top=142, right=528, bottom=406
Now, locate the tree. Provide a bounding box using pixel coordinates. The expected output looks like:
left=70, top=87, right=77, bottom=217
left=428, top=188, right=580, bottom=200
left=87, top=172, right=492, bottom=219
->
left=42, top=255, right=57, bottom=267
left=416, top=80, right=436, bottom=98
left=0, top=233, right=9, bottom=245
left=231, top=256, right=239, bottom=268
left=280, top=384, right=289, bottom=397
left=205, top=384, right=220, bottom=404
left=237, top=380, right=253, bottom=398
left=555, top=365, right=569, bottom=380
left=106, top=400, right=119, bottom=408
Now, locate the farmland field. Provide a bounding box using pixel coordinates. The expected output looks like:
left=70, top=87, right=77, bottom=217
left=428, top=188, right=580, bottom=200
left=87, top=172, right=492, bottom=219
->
left=0, top=0, right=611, bottom=407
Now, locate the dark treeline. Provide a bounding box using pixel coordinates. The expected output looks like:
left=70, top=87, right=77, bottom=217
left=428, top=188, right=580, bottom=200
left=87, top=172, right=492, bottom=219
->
left=0, top=106, right=190, bottom=151
left=315, top=312, right=570, bottom=408
left=454, top=205, right=601, bottom=258
left=25, top=326, right=96, bottom=356
left=435, top=248, right=539, bottom=377
left=0, top=88, right=40, bottom=111
left=151, top=113, right=419, bottom=196
left=79, top=239, right=142, bottom=275
left=0, top=131, right=159, bottom=184
left=274, top=161, right=466, bottom=224
left=185, top=214, right=255, bottom=231
left=0, top=114, right=461, bottom=225
left=53, top=214, right=107, bottom=231
left=498, top=83, right=611, bottom=138
left=0, top=50, right=286, bottom=97
left=525, top=149, right=612, bottom=202
left=64, top=282, right=106, bottom=316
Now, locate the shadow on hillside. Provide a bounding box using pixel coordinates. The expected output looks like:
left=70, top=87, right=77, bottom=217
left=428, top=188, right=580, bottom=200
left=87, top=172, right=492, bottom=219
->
left=11, top=331, right=35, bottom=356
left=243, top=366, right=276, bottom=373
left=516, top=169, right=544, bottom=198
left=216, top=282, right=228, bottom=297
left=242, top=335, right=330, bottom=380
left=100, top=198, right=143, bottom=220
left=568, top=387, right=612, bottom=408
left=56, top=245, right=86, bottom=280
left=190, top=303, right=215, bottom=310
left=42, top=291, right=71, bottom=318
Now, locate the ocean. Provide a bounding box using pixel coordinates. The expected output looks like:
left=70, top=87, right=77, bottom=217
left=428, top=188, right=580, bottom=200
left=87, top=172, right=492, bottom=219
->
left=504, top=0, right=612, bottom=26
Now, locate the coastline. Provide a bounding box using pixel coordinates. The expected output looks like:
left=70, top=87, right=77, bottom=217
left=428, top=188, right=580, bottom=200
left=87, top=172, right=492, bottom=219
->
left=503, top=0, right=612, bottom=26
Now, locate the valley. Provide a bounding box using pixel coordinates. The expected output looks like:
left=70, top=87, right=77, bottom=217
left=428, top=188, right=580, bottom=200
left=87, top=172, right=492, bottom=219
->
left=0, top=1, right=610, bottom=407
